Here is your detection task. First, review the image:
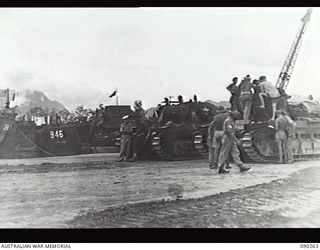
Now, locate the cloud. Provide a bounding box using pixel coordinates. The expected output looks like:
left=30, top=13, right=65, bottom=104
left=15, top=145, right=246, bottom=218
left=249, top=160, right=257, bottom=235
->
left=0, top=8, right=319, bottom=111
left=6, top=69, right=34, bottom=88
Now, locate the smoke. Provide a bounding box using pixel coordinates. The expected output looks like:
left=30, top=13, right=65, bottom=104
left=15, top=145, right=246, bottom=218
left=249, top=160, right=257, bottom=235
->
left=5, top=69, right=103, bottom=111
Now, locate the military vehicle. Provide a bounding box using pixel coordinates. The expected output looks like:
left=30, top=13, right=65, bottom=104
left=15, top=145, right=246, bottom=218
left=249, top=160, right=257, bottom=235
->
left=194, top=9, right=320, bottom=163
left=120, top=99, right=219, bottom=160
left=0, top=90, right=132, bottom=158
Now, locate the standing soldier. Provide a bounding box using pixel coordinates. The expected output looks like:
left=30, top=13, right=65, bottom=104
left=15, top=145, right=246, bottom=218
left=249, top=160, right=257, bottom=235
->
left=275, top=110, right=289, bottom=164
left=118, top=115, right=133, bottom=162
left=178, top=95, right=184, bottom=104
left=130, top=100, right=147, bottom=162
left=207, top=117, right=216, bottom=169
left=226, top=77, right=241, bottom=111
left=217, top=111, right=251, bottom=174
left=238, top=75, right=253, bottom=124
left=284, top=111, right=296, bottom=164
left=207, top=106, right=229, bottom=169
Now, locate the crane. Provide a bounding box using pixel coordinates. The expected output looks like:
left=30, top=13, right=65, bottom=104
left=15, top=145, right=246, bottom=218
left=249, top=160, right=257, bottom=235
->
left=276, top=8, right=313, bottom=93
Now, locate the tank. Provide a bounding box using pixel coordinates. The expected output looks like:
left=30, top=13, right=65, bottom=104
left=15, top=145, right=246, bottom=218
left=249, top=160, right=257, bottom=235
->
left=240, top=98, right=320, bottom=163
left=193, top=93, right=320, bottom=163
left=128, top=100, right=219, bottom=160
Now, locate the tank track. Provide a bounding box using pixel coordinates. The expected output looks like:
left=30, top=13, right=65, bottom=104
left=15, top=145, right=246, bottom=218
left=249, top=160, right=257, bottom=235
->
left=154, top=129, right=320, bottom=162
left=151, top=135, right=173, bottom=160
left=151, top=134, right=204, bottom=161
left=240, top=133, right=278, bottom=163
left=196, top=145, right=208, bottom=158
left=194, top=134, right=208, bottom=158
left=192, top=132, right=278, bottom=163
left=240, top=132, right=320, bottom=163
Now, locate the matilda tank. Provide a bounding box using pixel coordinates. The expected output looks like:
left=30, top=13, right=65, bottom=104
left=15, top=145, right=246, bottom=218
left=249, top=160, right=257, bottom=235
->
left=132, top=100, right=219, bottom=160
left=194, top=93, right=320, bottom=164
left=240, top=97, right=320, bottom=163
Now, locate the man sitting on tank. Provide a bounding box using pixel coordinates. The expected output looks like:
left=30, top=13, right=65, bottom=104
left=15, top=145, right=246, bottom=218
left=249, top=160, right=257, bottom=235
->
left=178, top=95, right=184, bottom=104
left=258, top=76, right=280, bottom=120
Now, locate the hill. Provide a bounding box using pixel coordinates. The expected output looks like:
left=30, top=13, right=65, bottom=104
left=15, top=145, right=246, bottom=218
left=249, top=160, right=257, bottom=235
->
left=204, top=100, right=230, bottom=108
left=15, top=90, right=65, bottom=115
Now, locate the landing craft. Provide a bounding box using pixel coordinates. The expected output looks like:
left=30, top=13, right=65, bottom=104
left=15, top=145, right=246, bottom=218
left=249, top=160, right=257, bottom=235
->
left=0, top=89, right=132, bottom=158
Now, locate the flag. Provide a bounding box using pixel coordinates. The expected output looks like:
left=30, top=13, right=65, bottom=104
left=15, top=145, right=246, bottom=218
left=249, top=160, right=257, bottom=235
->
left=109, top=89, right=117, bottom=98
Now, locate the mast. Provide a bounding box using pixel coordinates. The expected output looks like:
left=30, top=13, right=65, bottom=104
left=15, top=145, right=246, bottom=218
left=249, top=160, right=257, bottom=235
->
left=5, top=88, right=10, bottom=109
left=116, top=88, right=119, bottom=105
left=276, top=8, right=312, bottom=91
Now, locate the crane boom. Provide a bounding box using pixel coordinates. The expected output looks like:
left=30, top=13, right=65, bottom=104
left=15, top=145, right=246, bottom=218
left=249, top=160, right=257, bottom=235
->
left=276, top=8, right=312, bottom=91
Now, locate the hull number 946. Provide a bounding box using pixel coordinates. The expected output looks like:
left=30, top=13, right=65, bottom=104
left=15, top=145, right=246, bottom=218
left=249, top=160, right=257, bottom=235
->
left=50, top=130, right=65, bottom=139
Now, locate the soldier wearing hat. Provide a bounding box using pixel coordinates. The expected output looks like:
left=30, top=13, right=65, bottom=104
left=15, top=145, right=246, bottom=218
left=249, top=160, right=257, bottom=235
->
left=226, top=77, right=241, bottom=112
left=238, top=75, right=253, bottom=124
left=207, top=106, right=230, bottom=169
left=283, top=110, right=296, bottom=164
left=129, top=100, right=147, bottom=162
left=217, top=111, right=251, bottom=173
left=118, top=115, right=134, bottom=162
left=275, top=110, right=289, bottom=163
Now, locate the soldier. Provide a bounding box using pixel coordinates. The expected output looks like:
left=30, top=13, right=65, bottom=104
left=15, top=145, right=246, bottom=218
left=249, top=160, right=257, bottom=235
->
left=130, top=100, right=147, bottom=162
left=217, top=111, right=251, bottom=174
left=252, top=79, right=261, bottom=95
left=207, top=117, right=216, bottom=169
left=193, top=95, right=198, bottom=103
left=49, top=108, right=57, bottom=125
left=238, top=75, right=253, bottom=124
left=133, top=100, right=145, bottom=117
left=56, top=112, right=62, bottom=124
left=284, top=111, right=296, bottom=164
left=208, top=106, right=230, bottom=169
left=258, top=76, right=280, bottom=120
left=275, top=110, right=288, bottom=163
left=118, top=115, right=133, bottom=162
left=226, top=77, right=241, bottom=111
left=163, top=97, right=170, bottom=106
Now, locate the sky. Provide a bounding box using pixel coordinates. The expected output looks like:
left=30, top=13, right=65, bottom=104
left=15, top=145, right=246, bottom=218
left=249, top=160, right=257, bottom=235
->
left=0, top=7, right=320, bottom=110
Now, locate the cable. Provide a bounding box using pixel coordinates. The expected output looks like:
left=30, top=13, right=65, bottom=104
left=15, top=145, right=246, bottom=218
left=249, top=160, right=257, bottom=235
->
left=14, top=124, right=56, bottom=157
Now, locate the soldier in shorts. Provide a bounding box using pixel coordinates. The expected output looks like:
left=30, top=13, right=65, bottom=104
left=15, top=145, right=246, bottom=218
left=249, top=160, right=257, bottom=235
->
left=259, top=76, right=280, bottom=120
